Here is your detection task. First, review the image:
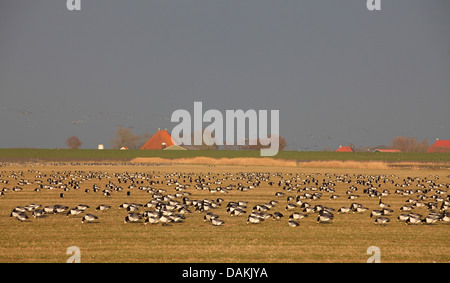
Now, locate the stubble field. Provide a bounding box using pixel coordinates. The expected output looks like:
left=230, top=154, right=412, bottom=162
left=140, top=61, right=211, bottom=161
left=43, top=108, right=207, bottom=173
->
left=1, top=161, right=449, bottom=263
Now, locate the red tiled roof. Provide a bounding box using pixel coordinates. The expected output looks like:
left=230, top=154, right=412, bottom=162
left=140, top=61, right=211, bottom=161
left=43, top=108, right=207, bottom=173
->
left=427, top=140, right=450, bottom=153
left=140, top=129, right=176, bottom=150
left=336, top=146, right=353, bottom=152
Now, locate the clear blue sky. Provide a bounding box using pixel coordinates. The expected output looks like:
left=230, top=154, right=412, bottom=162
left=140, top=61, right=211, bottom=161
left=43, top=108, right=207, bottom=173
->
left=0, top=0, right=449, bottom=150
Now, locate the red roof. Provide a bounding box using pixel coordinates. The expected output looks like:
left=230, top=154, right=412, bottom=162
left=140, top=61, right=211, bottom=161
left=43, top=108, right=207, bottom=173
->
left=140, top=129, right=176, bottom=150
left=427, top=140, right=450, bottom=153
left=336, top=146, right=353, bottom=152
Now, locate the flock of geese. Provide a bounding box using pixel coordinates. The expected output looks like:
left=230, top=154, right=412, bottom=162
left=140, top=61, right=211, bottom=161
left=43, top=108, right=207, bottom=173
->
left=3, top=166, right=450, bottom=228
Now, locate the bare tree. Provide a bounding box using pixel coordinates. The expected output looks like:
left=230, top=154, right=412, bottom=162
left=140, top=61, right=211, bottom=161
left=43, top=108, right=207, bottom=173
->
left=66, top=136, right=82, bottom=149
left=110, top=126, right=141, bottom=149
left=419, top=138, right=430, bottom=152
left=278, top=136, right=288, bottom=151
left=244, top=135, right=287, bottom=151
left=192, top=129, right=219, bottom=150
left=392, top=136, right=409, bottom=152
left=391, top=136, right=429, bottom=152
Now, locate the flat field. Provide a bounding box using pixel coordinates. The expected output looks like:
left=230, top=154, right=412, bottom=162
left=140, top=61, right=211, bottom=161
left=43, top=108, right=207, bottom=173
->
left=1, top=148, right=450, bottom=162
left=0, top=160, right=449, bottom=263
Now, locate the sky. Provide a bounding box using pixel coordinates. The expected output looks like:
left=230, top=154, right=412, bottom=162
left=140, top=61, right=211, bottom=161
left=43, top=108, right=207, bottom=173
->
left=0, top=0, right=449, bottom=150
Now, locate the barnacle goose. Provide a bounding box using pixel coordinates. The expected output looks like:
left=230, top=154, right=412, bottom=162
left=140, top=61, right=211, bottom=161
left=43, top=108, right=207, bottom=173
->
left=124, top=212, right=143, bottom=223
left=338, top=207, right=351, bottom=214
left=370, top=210, right=384, bottom=218
left=272, top=212, right=283, bottom=220
left=374, top=217, right=390, bottom=225
left=289, top=212, right=307, bottom=220
left=211, top=218, right=225, bottom=226
left=32, top=209, right=45, bottom=218
left=378, top=198, right=390, bottom=208
left=145, top=216, right=160, bottom=225
left=247, top=215, right=262, bottom=224
left=317, top=211, right=333, bottom=223
left=317, top=214, right=332, bottom=224
left=81, top=214, right=98, bottom=223
left=406, top=216, right=421, bottom=225
left=16, top=212, right=29, bottom=222
left=422, top=214, right=440, bottom=225
left=204, top=212, right=219, bottom=222
left=159, top=214, right=172, bottom=226
left=397, top=214, right=410, bottom=222
left=67, top=208, right=84, bottom=217
left=285, top=203, right=297, bottom=211
left=95, top=205, right=111, bottom=212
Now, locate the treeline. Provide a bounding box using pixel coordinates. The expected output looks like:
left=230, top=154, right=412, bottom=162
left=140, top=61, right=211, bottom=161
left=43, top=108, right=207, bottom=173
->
left=390, top=136, right=430, bottom=152
left=67, top=127, right=431, bottom=153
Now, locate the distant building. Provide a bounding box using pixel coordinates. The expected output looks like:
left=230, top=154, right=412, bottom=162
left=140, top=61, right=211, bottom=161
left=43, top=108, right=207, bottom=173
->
left=427, top=139, right=450, bottom=153
left=178, top=145, right=202, bottom=150
left=374, top=149, right=402, bottom=153
left=140, top=128, right=176, bottom=150
left=163, top=144, right=188, bottom=151
left=336, top=146, right=353, bottom=152
left=98, top=144, right=104, bottom=150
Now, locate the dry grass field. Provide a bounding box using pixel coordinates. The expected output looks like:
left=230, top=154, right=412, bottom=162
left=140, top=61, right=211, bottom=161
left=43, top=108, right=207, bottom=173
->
left=0, top=160, right=449, bottom=263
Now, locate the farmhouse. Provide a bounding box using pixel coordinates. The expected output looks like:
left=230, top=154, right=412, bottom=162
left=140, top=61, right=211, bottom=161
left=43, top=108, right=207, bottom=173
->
left=336, top=146, right=353, bottom=152
left=374, top=149, right=402, bottom=153
left=140, top=128, right=176, bottom=150
left=427, top=139, right=450, bottom=153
